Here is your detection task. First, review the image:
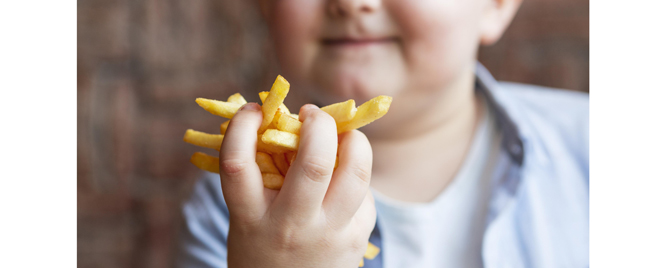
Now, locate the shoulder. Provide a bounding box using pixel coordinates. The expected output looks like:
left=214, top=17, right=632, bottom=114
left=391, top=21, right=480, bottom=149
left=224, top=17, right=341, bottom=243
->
left=492, top=82, right=589, bottom=173
left=494, top=82, right=589, bottom=126
left=486, top=83, right=589, bottom=266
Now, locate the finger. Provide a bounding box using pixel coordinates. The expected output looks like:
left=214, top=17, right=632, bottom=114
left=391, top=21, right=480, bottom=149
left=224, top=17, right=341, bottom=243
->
left=353, top=190, right=377, bottom=236
left=271, top=104, right=338, bottom=219
left=219, top=103, right=266, bottom=221
left=322, top=130, right=373, bottom=226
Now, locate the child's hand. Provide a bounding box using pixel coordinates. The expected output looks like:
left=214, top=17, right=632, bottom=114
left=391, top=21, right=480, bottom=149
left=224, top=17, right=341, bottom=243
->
left=219, top=103, right=377, bottom=268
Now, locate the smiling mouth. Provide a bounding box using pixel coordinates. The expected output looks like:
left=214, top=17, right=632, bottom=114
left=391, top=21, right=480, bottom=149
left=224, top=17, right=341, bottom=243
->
left=321, top=37, right=398, bottom=47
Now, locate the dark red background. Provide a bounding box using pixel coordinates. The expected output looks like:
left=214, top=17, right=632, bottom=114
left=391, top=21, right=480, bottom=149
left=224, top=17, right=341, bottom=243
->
left=77, top=0, right=588, bottom=267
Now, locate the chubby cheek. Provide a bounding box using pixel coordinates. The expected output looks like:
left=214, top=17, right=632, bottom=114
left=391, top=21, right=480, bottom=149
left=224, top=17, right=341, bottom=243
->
left=270, top=0, right=322, bottom=84
left=389, top=0, right=484, bottom=90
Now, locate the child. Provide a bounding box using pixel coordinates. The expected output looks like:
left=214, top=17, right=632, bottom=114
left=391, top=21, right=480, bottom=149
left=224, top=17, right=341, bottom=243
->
left=179, top=0, right=588, bottom=267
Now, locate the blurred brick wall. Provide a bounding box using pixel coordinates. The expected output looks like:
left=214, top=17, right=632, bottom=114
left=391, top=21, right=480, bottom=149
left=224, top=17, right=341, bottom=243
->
left=77, top=0, right=588, bottom=267
left=78, top=1, right=273, bottom=267
left=479, top=0, right=589, bottom=92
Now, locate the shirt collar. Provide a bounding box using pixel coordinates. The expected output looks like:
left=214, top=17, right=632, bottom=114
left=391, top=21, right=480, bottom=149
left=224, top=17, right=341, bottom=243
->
left=474, top=62, right=525, bottom=166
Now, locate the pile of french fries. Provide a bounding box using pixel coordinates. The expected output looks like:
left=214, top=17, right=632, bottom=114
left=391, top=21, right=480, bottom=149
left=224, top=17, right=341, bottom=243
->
left=184, top=75, right=387, bottom=267
left=184, top=75, right=392, bottom=191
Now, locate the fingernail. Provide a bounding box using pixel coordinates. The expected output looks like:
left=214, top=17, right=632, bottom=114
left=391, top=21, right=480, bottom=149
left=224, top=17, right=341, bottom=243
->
left=240, top=103, right=260, bottom=111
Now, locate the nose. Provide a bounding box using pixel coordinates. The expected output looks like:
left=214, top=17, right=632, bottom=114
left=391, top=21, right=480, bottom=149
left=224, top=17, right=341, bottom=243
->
left=327, top=0, right=380, bottom=18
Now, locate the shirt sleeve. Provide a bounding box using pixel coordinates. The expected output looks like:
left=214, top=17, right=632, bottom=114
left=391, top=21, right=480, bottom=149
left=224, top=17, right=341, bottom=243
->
left=177, top=173, right=230, bottom=268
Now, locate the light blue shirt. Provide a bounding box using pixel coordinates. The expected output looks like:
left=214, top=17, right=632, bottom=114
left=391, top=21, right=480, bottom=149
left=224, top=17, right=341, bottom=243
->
left=177, top=63, right=589, bottom=268
left=373, top=99, right=500, bottom=268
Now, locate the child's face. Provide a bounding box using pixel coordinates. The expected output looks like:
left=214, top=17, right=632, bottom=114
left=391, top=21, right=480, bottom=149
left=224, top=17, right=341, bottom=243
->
left=261, top=0, right=512, bottom=111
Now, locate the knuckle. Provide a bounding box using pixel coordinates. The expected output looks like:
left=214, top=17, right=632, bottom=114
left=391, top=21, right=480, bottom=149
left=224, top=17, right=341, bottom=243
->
left=268, top=219, right=314, bottom=251
left=300, top=156, right=334, bottom=182
left=270, top=227, right=299, bottom=250
left=350, top=237, right=368, bottom=255
left=220, top=157, right=251, bottom=177
left=345, top=163, right=372, bottom=185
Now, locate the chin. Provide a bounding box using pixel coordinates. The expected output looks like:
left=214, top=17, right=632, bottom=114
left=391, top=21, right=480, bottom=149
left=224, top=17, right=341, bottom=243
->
left=310, top=68, right=403, bottom=105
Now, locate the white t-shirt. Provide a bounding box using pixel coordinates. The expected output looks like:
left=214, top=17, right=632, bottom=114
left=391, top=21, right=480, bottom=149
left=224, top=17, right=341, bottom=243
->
left=372, top=104, right=501, bottom=268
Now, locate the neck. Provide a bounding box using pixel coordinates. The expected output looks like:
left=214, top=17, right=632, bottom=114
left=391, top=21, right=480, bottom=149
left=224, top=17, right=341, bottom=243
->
left=366, top=69, right=483, bottom=202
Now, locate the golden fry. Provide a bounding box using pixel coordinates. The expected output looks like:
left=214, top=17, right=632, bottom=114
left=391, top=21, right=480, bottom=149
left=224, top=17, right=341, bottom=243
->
left=359, top=259, right=364, bottom=267
left=364, top=242, right=380, bottom=259
left=257, top=135, right=291, bottom=154
left=188, top=76, right=391, bottom=195
left=196, top=98, right=242, bottom=119
left=276, top=112, right=302, bottom=134
left=258, top=76, right=290, bottom=134
left=220, top=120, right=230, bottom=135
left=271, top=153, right=290, bottom=176
left=183, top=129, right=224, bottom=151
left=259, top=91, right=291, bottom=115
left=258, top=91, right=268, bottom=102
left=258, top=91, right=267, bottom=101
left=190, top=152, right=219, bottom=173
left=227, top=93, right=247, bottom=105
left=321, top=99, right=356, bottom=124
left=256, top=152, right=281, bottom=174
left=337, top=96, right=392, bottom=134
left=268, top=109, right=282, bottom=130
left=262, top=173, right=284, bottom=190
left=261, top=129, right=299, bottom=151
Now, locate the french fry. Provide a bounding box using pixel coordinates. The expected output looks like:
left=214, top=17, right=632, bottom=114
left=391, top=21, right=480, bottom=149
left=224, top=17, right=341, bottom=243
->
left=359, top=259, right=364, bottom=267
left=259, top=76, right=289, bottom=132
left=257, top=135, right=291, bottom=154
left=188, top=75, right=391, bottom=195
left=190, top=152, right=219, bottom=173
left=337, top=96, right=392, bottom=134
left=267, top=109, right=283, bottom=130
left=227, top=93, right=247, bottom=105
left=261, top=129, right=299, bottom=151
left=364, top=242, right=380, bottom=259
left=256, top=152, right=281, bottom=174
left=258, top=91, right=268, bottom=101
left=276, top=112, right=302, bottom=134
left=183, top=129, right=224, bottom=151
left=321, top=99, right=356, bottom=123
left=196, top=98, right=242, bottom=119
left=272, top=153, right=290, bottom=176
left=262, top=173, right=284, bottom=190
left=218, top=93, right=245, bottom=134
left=220, top=120, right=230, bottom=135
left=259, top=91, right=291, bottom=115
